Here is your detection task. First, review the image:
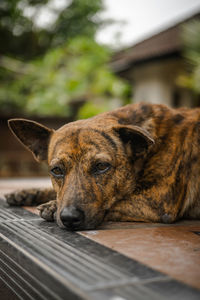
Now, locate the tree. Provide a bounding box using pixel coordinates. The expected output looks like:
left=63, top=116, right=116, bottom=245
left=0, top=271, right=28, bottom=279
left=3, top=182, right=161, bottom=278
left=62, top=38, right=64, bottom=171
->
left=178, top=20, right=200, bottom=94
left=0, top=0, right=105, bottom=60
left=0, top=37, right=130, bottom=117
left=52, top=0, right=105, bottom=47
left=0, top=0, right=130, bottom=117
left=0, top=0, right=49, bottom=60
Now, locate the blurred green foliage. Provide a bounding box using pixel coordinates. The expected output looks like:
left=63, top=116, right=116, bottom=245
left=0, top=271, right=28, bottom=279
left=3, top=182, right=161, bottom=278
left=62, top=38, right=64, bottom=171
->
left=0, top=0, right=104, bottom=59
left=178, top=20, right=200, bottom=93
left=0, top=0, right=130, bottom=118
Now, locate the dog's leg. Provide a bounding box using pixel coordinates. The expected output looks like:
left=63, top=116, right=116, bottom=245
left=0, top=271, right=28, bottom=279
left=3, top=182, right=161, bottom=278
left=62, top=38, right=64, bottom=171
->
left=5, top=188, right=57, bottom=222
left=104, top=196, right=179, bottom=224
left=5, top=188, right=56, bottom=207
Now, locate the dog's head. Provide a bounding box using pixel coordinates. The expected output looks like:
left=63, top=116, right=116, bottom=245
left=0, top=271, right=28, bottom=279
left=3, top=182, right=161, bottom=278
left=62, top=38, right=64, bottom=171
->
left=8, top=116, right=154, bottom=230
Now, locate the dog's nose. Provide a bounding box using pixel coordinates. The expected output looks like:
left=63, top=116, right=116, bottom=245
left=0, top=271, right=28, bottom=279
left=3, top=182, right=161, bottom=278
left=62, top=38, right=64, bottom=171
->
left=60, top=206, right=84, bottom=230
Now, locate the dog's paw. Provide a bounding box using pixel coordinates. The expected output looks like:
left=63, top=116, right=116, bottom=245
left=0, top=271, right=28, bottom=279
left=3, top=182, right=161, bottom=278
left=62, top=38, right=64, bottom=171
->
left=161, top=213, right=174, bottom=224
left=37, top=200, right=57, bottom=221
left=5, top=189, right=39, bottom=206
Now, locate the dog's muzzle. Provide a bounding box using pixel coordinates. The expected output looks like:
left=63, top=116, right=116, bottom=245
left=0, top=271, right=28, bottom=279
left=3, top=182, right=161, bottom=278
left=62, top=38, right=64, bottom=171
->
left=60, top=206, right=84, bottom=230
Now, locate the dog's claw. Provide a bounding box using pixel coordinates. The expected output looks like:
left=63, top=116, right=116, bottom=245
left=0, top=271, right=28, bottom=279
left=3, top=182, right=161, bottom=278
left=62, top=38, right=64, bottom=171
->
left=161, top=213, right=173, bottom=224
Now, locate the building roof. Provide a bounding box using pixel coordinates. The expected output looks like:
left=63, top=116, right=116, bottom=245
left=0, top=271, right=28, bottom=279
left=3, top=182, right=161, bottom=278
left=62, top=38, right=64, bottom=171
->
left=111, top=11, right=200, bottom=73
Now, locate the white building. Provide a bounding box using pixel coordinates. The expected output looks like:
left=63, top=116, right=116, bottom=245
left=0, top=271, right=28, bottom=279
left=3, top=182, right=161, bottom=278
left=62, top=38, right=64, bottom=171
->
left=111, top=12, right=200, bottom=108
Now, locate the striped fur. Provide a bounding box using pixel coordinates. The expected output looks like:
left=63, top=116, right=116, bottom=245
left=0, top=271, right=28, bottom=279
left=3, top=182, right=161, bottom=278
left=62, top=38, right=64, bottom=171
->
left=6, top=103, right=200, bottom=230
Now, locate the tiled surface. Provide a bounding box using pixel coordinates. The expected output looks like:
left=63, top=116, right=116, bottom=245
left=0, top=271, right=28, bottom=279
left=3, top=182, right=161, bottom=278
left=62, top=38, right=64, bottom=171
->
left=1, top=203, right=199, bottom=300
left=80, top=223, right=200, bottom=289
left=1, top=178, right=200, bottom=292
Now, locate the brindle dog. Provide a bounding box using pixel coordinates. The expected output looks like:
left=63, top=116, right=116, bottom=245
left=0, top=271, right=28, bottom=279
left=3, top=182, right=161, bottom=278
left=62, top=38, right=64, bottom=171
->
left=5, top=103, right=200, bottom=230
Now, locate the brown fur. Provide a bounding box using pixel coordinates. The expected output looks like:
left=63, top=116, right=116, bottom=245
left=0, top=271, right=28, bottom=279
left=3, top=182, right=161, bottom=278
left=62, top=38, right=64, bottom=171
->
left=5, top=103, right=200, bottom=230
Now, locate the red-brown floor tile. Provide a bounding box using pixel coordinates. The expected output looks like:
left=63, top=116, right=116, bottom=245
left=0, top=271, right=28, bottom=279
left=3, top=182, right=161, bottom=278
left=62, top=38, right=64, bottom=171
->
left=80, top=223, right=200, bottom=290
left=23, top=206, right=40, bottom=215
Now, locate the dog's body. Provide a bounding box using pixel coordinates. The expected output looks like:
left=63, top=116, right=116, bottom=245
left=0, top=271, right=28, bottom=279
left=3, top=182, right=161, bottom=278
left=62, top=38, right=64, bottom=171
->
left=6, top=103, right=200, bottom=230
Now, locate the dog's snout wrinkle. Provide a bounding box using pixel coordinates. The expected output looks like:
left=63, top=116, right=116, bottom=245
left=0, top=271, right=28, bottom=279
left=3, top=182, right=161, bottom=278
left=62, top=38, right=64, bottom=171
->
left=60, top=206, right=84, bottom=230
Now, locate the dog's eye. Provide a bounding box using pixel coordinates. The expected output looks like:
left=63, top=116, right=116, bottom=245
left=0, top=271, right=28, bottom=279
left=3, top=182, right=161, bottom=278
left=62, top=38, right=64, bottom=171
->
left=50, top=167, right=64, bottom=178
left=93, top=162, right=111, bottom=174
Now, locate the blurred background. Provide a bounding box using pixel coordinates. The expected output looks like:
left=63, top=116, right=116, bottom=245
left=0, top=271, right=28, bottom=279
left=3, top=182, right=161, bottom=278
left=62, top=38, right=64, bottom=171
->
left=0, top=0, right=200, bottom=178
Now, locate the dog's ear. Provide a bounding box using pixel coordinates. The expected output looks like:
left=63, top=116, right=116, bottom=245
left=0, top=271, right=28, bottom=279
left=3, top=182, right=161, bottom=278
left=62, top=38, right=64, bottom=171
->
left=114, top=125, right=154, bottom=157
left=8, top=119, right=54, bottom=162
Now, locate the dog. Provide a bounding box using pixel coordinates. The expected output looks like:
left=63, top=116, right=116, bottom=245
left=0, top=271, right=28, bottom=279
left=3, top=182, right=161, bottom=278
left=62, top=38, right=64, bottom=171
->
left=5, top=102, right=200, bottom=230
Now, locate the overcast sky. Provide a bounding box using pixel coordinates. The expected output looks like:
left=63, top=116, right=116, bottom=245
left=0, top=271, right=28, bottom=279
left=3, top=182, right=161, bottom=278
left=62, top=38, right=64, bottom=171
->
left=96, top=0, right=200, bottom=48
